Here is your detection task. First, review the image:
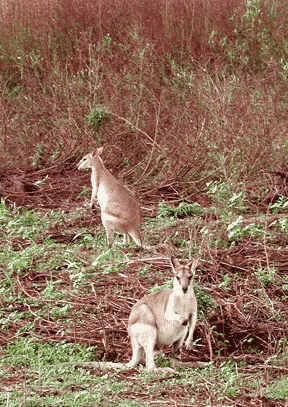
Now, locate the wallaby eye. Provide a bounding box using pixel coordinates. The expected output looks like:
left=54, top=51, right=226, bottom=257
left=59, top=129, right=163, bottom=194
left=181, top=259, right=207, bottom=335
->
left=176, top=276, right=180, bottom=281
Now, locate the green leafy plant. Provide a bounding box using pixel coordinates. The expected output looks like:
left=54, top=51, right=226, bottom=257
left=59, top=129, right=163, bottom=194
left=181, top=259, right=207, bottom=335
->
left=269, top=196, right=288, bottom=214
left=255, top=267, right=276, bottom=287
left=139, top=264, right=151, bottom=276
left=227, top=216, right=263, bottom=241
left=5, top=337, right=97, bottom=367
left=265, top=376, right=288, bottom=400
left=194, top=283, right=217, bottom=318
left=211, top=0, right=286, bottom=73
left=158, top=201, right=203, bottom=219
left=30, top=142, right=45, bottom=166
left=269, top=217, right=288, bottom=233
left=207, top=181, right=247, bottom=215
left=218, top=272, right=232, bottom=291
left=217, top=360, right=241, bottom=397
left=87, top=107, right=111, bottom=130
left=76, top=185, right=89, bottom=200
left=148, top=279, right=173, bottom=293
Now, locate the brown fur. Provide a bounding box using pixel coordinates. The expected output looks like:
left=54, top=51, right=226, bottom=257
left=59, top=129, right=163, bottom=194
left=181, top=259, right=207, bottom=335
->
left=127, top=257, right=199, bottom=371
left=77, top=147, right=149, bottom=248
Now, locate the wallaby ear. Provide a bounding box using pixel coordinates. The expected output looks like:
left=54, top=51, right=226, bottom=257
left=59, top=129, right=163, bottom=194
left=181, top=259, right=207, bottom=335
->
left=97, top=146, right=104, bottom=156
left=91, top=149, right=97, bottom=157
left=189, top=258, right=200, bottom=272
left=170, top=256, right=180, bottom=273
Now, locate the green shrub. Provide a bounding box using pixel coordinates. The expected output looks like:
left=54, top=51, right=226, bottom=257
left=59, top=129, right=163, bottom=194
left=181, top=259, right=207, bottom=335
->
left=158, top=201, right=203, bottom=219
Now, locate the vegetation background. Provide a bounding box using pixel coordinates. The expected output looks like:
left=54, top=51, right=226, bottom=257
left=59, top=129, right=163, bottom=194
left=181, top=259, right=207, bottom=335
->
left=0, top=0, right=288, bottom=406
left=1, top=0, right=288, bottom=198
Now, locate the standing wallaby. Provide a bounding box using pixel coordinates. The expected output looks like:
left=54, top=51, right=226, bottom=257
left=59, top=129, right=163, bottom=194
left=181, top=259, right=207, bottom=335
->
left=127, top=256, right=199, bottom=372
left=77, top=147, right=148, bottom=248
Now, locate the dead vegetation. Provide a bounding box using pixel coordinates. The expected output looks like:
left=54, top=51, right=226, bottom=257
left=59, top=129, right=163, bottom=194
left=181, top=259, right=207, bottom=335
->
left=0, top=0, right=288, bottom=404
left=1, top=236, right=287, bottom=363
left=1, top=227, right=287, bottom=405
left=1, top=0, right=288, bottom=201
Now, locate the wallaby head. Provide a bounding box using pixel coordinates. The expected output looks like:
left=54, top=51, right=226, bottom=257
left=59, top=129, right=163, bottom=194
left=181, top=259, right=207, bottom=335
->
left=171, top=256, right=198, bottom=295
left=77, top=147, right=104, bottom=170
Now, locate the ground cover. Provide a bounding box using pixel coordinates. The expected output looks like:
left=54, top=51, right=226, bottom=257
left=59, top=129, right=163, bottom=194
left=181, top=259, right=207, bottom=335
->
left=0, top=196, right=287, bottom=406
left=1, top=0, right=288, bottom=405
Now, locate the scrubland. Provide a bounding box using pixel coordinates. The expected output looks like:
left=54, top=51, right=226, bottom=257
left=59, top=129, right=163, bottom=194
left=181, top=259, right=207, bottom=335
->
left=0, top=0, right=288, bottom=405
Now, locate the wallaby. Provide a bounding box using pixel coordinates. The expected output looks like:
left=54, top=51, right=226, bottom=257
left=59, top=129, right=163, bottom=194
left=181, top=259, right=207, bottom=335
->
left=77, top=147, right=148, bottom=248
left=127, top=256, right=199, bottom=372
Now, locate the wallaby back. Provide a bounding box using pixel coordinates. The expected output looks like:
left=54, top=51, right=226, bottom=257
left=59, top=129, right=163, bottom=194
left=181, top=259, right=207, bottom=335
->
left=127, top=256, right=199, bottom=371
left=77, top=147, right=147, bottom=247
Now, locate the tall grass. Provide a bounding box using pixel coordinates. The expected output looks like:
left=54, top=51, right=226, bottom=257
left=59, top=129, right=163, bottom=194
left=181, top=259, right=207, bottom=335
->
left=1, top=0, right=288, bottom=202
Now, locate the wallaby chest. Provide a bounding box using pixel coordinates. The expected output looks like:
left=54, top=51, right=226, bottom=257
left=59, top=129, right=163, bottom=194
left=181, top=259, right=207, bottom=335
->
left=96, top=181, right=110, bottom=207
left=93, top=167, right=117, bottom=207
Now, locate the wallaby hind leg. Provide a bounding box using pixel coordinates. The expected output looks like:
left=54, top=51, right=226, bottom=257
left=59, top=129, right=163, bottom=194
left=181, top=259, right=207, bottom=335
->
left=104, top=225, right=115, bottom=246
left=126, top=336, right=145, bottom=368
left=128, top=304, right=158, bottom=371
left=102, top=218, right=123, bottom=246
left=144, top=329, right=158, bottom=371
left=127, top=325, right=157, bottom=371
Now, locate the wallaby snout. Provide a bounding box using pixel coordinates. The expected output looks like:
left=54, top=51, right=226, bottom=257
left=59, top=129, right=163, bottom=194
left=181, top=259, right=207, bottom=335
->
left=176, top=274, right=192, bottom=294
left=127, top=256, right=199, bottom=372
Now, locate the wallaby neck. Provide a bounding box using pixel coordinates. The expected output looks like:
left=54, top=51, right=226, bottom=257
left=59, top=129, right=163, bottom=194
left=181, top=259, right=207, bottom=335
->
left=164, top=278, right=194, bottom=322
left=91, top=156, right=112, bottom=184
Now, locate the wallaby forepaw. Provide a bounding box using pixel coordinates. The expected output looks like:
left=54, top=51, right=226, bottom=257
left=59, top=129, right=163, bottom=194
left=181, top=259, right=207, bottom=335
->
left=185, top=341, right=193, bottom=350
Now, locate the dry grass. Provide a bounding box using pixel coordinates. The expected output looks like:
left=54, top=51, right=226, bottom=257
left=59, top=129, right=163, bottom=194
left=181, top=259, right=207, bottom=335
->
left=0, top=0, right=288, bottom=207
left=3, top=241, right=287, bottom=362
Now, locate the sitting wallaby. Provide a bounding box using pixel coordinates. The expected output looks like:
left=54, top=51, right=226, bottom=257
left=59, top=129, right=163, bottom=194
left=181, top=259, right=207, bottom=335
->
left=77, top=147, right=148, bottom=248
left=127, top=256, right=199, bottom=372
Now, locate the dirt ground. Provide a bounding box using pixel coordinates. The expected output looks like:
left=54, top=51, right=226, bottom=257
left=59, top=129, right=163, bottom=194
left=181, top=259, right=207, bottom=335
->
left=1, top=163, right=288, bottom=406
